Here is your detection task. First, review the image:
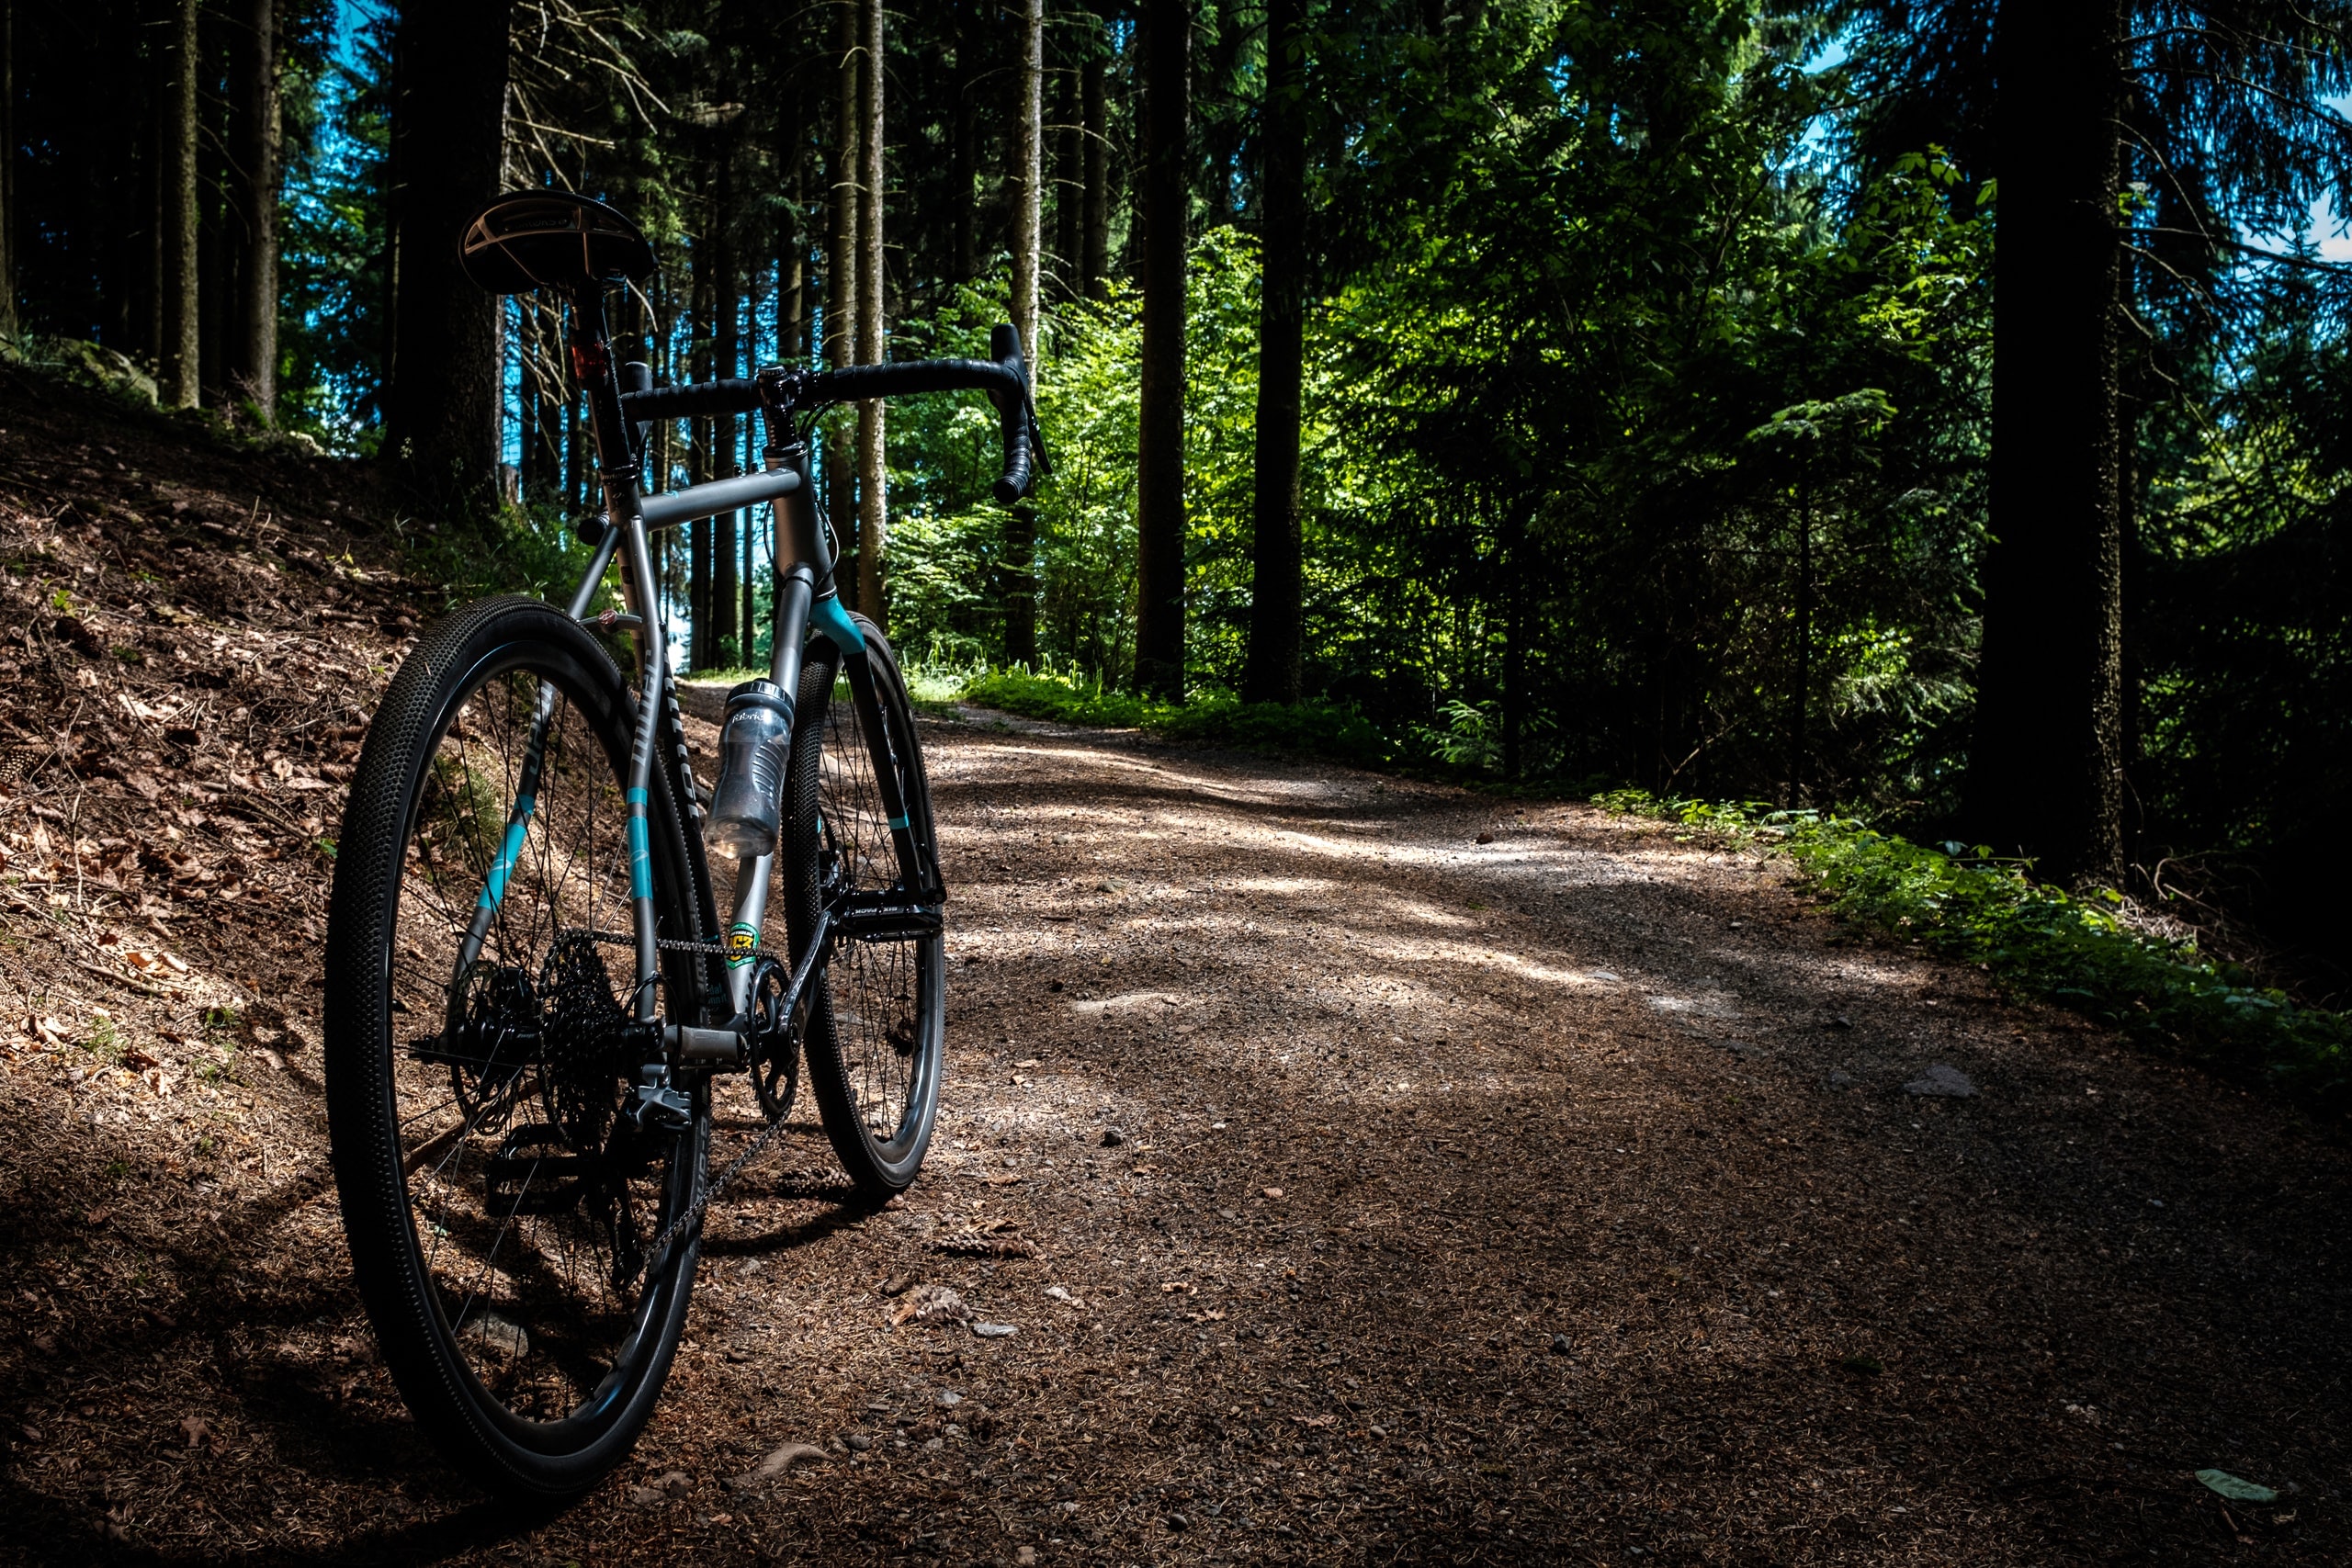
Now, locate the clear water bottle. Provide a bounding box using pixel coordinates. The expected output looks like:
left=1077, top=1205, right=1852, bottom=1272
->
left=707, top=679, right=795, bottom=860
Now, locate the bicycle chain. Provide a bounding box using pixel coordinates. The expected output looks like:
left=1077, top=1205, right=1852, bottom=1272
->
left=564, top=925, right=804, bottom=1287
left=636, top=1105, right=797, bottom=1288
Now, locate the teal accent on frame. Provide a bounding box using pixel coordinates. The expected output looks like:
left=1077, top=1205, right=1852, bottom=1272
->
left=626, top=786, right=652, bottom=900
left=888, top=813, right=910, bottom=830
left=474, top=795, right=537, bottom=911
left=727, top=920, right=761, bottom=969
left=810, top=592, right=865, bottom=653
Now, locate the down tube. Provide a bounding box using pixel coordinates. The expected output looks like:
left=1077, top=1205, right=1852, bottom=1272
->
left=718, top=566, right=818, bottom=1018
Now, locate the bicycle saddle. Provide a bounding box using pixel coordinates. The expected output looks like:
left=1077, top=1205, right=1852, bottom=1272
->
left=458, top=191, right=657, bottom=294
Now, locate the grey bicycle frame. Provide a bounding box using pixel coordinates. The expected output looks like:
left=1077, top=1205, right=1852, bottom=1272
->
left=453, top=288, right=873, bottom=1079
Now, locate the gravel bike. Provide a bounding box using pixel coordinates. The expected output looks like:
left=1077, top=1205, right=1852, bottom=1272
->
left=322, top=191, right=1046, bottom=1496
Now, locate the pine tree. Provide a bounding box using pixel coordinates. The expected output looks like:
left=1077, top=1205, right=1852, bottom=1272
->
left=1134, top=0, right=1189, bottom=698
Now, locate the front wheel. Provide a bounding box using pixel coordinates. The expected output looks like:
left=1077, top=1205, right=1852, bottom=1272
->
left=322, top=596, right=713, bottom=1497
left=786, top=616, right=947, bottom=1197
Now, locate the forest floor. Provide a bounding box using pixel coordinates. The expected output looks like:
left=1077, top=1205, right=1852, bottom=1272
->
left=1, top=369, right=2348, bottom=1567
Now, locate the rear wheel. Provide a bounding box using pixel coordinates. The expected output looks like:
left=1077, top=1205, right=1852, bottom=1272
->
left=323, top=596, right=713, bottom=1497
left=786, top=616, right=947, bottom=1197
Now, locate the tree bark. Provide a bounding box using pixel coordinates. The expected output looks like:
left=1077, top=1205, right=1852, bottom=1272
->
left=1241, top=0, right=1305, bottom=706
left=1054, top=27, right=1080, bottom=301
left=1965, top=0, right=2125, bottom=886
left=951, top=0, right=981, bottom=284
left=689, top=212, right=715, bottom=669
left=854, top=0, right=888, bottom=631
left=829, top=0, right=860, bottom=601
left=0, top=2, right=17, bottom=342
left=1133, top=0, right=1189, bottom=699
left=1000, top=0, right=1045, bottom=667
left=1011, top=0, right=1043, bottom=353
left=161, top=0, right=200, bottom=410
left=712, top=133, right=740, bottom=668
left=386, top=0, right=513, bottom=515
left=1080, top=18, right=1108, bottom=303
left=232, top=0, right=278, bottom=420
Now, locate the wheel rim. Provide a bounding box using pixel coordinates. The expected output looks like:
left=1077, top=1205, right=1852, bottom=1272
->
left=381, top=649, right=694, bottom=1442
left=816, top=671, right=942, bottom=1168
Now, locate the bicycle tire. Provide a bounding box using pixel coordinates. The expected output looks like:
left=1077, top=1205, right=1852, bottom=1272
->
left=785, top=615, right=947, bottom=1196
left=323, top=595, right=713, bottom=1498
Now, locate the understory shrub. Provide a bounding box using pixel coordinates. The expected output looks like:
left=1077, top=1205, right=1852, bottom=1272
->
left=1597, top=790, right=2352, bottom=1111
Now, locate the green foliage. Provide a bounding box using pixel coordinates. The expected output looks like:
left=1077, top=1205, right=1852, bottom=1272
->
left=1596, top=790, right=2352, bottom=1109
left=959, top=669, right=1389, bottom=766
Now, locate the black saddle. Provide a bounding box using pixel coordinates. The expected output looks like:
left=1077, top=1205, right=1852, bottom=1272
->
left=457, top=191, right=657, bottom=294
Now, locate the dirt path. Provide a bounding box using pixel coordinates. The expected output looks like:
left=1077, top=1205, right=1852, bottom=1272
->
left=0, top=367, right=2342, bottom=1568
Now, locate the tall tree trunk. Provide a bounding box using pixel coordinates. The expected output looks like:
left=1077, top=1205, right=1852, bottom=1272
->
left=1011, top=0, right=1043, bottom=348
left=1241, top=0, right=1305, bottom=706
left=1965, top=0, right=2125, bottom=886
left=778, top=76, right=806, bottom=365
left=713, top=136, right=740, bottom=668
left=689, top=211, right=715, bottom=670
left=854, top=0, right=888, bottom=629
left=530, top=311, right=558, bottom=499
left=829, top=0, right=860, bottom=601
left=1080, top=18, right=1108, bottom=303
left=232, top=0, right=277, bottom=419
left=386, top=0, right=513, bottom=515
left=1002, top=0, right=1045, bottom=667
left=234, top=0, right=281, bottom=406
left=564, top=366, right=584, bottom=510
left=951, top=0, right=981, bottom=284
left=1133, top=0, right=1189, bottom=699
left=161, top=0, right=200, bottom=409
left=1501, top=502, right=1525, bottom=780
left=1054, top=28, right=1080, bottom=301
left=0, top=2, right=17, bottom=342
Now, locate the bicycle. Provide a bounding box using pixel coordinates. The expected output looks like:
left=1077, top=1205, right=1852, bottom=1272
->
left=322, top=190, right=1047, bottom=1497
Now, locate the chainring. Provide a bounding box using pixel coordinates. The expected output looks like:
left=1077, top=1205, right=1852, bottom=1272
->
left=746, top=954, right=801, bottom=1122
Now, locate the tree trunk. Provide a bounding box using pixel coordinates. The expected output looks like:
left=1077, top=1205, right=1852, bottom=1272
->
left=0, top=3, right=17, bottom=342
left=1011, top=0, right=1043, bottom=352
left=564, top=374, right=584, bottom=510
left=1054, top=30, right=1080, bottom=301
left=1502, top=502, right=1524, bottom=780
left=161, top=0, right=200, bottom=410
left=1133, top=0, right=1189, bottom=699
left=689, top=216, right=715, bottom=670
left=778, top=76, right=805, bottom=365
left=1080, top=20, right=1108, bottom=303
left=1241, top=0, right=1305, bottom=706
left=712, top=135, right=740, bottom=669
left=386, top=0, right=514, bottom=515
left=232, top=0, right=278, bottom=420
left=1000, top=0, right=1045, bottom=667
left=829, top=0, right=860, bottom=601
left=1965, top=0, right=2125, bottom=886
left=854, top=0, right=888, bottom=630
left=952, top=0, right=981, bottom=284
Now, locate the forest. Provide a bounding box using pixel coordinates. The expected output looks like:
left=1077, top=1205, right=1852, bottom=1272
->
left=7, top=0, right=2352, bottom=987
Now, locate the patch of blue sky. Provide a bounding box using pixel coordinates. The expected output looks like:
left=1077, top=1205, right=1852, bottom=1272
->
left=2235, top=96, right=2352, bottom=264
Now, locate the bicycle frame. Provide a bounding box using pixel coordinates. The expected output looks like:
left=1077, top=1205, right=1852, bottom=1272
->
left=455, top=285, right=929, bottom=1089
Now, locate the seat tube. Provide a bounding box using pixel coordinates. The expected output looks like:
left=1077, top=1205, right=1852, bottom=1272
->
left=571, top=286, right=666, bottom=1021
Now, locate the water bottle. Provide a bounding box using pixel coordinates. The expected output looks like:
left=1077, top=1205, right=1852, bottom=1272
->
left=707, top=679, right=795, bottom=860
